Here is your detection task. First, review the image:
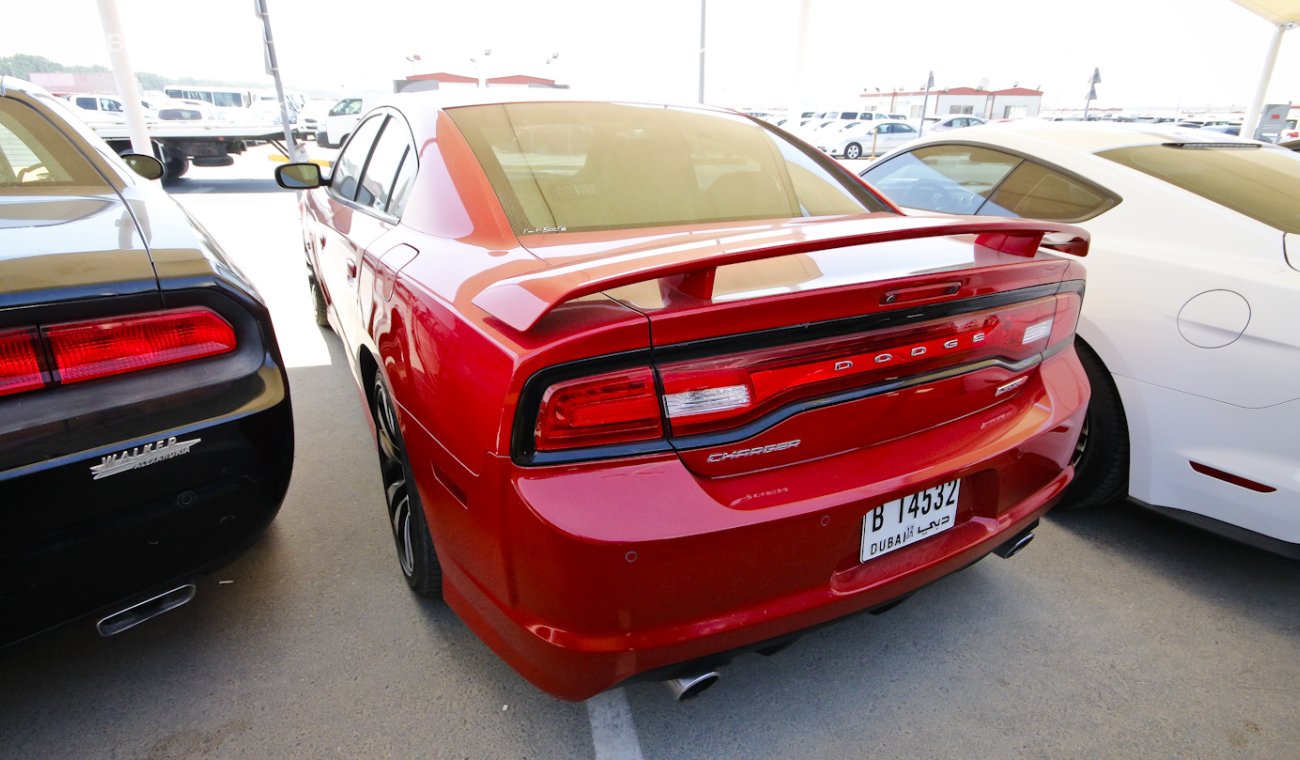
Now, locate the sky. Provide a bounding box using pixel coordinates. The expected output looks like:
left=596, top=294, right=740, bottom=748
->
left=3, top=0, right=1298, bottom=114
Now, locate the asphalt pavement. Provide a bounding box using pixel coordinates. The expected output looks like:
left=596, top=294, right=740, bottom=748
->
left=1, top=145, right=1297, bottom=760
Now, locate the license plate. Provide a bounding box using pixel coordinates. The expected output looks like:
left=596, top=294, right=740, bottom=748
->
left=861, top=479, right=961, bottom=562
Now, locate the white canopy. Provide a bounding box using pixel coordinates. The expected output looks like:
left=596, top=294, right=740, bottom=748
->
left=1232, top=0, right=1300, bottom=25
left=1233, top=1, right=1299, bottom=138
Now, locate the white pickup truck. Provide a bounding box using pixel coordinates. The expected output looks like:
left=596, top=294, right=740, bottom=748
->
left=59, top=91, right=294, bottom=182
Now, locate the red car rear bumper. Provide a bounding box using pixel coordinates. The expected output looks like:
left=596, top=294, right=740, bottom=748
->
left=431, top=350, right=1087, bottom=700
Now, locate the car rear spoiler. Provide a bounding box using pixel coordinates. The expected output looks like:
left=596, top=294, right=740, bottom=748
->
left=473, top=216, right=1088, bottom=332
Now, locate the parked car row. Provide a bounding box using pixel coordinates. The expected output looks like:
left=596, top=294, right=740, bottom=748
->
left=5, top=75, right=1297, bottom=708
left=800, top=114, right=988, bottom=159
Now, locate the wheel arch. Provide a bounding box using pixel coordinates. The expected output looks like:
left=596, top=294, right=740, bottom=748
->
left=1060, top=333, right=1135, bottom=508
left=359, top=345, right=380, bottom=416
left=1073, top=333, right=1130, bottom=429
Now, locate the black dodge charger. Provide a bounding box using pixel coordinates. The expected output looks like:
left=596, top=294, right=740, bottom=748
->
left=0, top=77, right=293, bottom=643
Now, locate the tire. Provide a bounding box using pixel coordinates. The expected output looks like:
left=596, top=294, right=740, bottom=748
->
left=844, top=142, right=863, bottom=160
left=164, top=156, right=189, bottom=180
left=1058, top=339, right=1129, bottom=510
left=315, top=131, right=333, bottom=149
left=308, top=275, right=330, bottom=329
left=372, top=374, right=443, bottom=598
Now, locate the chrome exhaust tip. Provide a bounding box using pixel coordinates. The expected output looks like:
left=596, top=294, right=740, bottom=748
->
left=664, top=671, right=720, bottom=702
left=96, top=583, right=197, bottom=637
left=994, top=531, right=1035, bottom=559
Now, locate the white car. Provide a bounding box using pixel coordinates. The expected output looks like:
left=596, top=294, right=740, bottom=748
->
left=859, top=122, right=1300, bottom=557
left=820, top=120, right=919, bottom=159
left=918, top=114, right=987, bottom=133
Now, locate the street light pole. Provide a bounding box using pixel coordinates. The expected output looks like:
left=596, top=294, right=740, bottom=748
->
left=918, top=71, right=933, bottom=136
left=254, top=0, right=302, bottom=162
left=698, top=0, right=707, bottom=103
left=472, top=49, right=492, bottom=88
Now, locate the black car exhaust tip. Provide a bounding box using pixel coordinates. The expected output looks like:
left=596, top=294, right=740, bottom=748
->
left=664, top=671, right=720, bottom=702
left=993, top=520, right=1039, bottom=560
left=96, top=583, right=197, bottom=637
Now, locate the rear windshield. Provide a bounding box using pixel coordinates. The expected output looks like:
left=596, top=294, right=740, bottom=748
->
left=446, top=102, right=887, bottom=235
left=0, top=97, right=111, bottom=195
left=1099, top=144, right=1300, bottom=233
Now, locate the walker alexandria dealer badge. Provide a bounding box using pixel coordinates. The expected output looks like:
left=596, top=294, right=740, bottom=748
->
left=89, top=436, right=202, bottom=480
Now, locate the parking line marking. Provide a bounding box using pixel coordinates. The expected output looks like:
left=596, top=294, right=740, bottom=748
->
left=586, top=688, right=644, bottom=760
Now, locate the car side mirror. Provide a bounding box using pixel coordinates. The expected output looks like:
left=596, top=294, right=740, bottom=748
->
left=121, top=153, right=164, bottom=181
left=276, top=162, right=324, bottom=189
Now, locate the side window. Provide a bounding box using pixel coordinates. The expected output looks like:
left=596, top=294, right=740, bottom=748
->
left=862, top=145, right=1021, bottom=214
left=356, top=117, right=414, bottom=214
left=387, top=147, right=417, bottom=218
left=100, top=99, right=123, bottom=113
left=330, top=115, right=385, bottom=202
left=0, top=99, right=111, bottom=191
left=75, top=97, right=97, bottom=110
left=981, top=161, right=1118, bottom=222
left=329, top=98, right=359, bottom=117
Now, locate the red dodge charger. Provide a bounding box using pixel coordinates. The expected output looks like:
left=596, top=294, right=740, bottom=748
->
left=276, top=92, right=1090, bottom=701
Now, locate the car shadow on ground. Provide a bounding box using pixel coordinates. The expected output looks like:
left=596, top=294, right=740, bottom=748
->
left=1046, top=500, right=1300, bottom=632
left=166, top=177, right=283, bottom=194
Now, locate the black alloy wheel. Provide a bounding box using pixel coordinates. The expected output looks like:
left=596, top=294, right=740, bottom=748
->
left=372, top=374, right=443, bottom=598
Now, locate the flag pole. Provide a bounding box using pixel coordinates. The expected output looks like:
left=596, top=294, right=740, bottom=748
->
left=1083, top=67, right=1101, bottom=121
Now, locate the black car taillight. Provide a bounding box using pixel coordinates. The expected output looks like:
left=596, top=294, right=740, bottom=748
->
left=45, top=309, right=236, bottom=385
left=0, top=328, right=45, bottom=398
left=0, top=309, right=237, bottom=398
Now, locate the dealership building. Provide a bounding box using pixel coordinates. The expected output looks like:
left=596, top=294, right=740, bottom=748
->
left=859, top=86, right=1044, bottom=120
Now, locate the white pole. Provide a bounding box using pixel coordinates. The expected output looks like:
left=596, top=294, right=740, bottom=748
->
left=784, top=0, right=813, bottom=129
left=95, top=0, right=152, bottom=157
left=1241, top=22, right=1291, bottom=140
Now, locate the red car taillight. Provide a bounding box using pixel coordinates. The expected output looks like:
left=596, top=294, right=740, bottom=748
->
left=527, top=291, right=1082, bottom=458
left=0, top=328, right=45, bottom=398
left=1047, top=290, right=1083, bottom=347
left=658, top=297, right=1066, bottom=438
left=534, top=367, right=664, bottom=451
left=0, top=309, right=237, bottom=399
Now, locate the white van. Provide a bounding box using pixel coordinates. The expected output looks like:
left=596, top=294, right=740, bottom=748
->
left=316, top=96, right=367, bottom=148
